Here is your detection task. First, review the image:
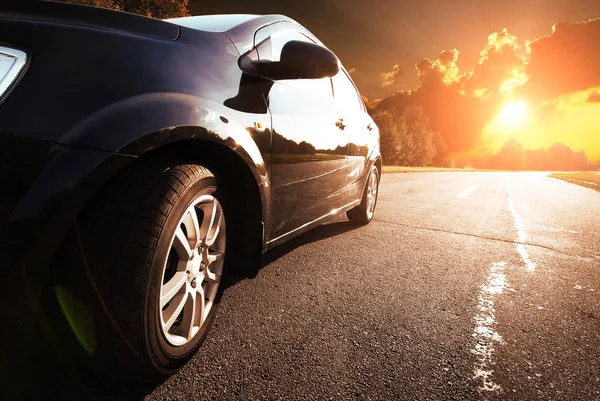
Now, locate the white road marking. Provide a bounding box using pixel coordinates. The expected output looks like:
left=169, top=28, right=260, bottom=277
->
left=471, top=185, right=539, bottom=393
left=456, top=184, right=478, bottom=199
left=569, top=178, right=600, bottom=186
left=577, top=256, right=599, bottom=263
left=508, top=185, right=537, bottom=272
left=574, top=284, right=596, bottom=291
left=472, top=261, right=508, bottom=392
left=547, top=227, right=578, bottom=234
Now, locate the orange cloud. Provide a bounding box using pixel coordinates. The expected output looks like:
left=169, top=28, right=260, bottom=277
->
left=416, top=49, right=461, bottom=85
left=466, top=29, right=527, bottom=97
left=375, top=18, right=600, bottom=160
left=520, top=18, right=600, bottom=101
left=381, top=64, right=403, bottom=87
left=377, top=32, right=526, bottom=152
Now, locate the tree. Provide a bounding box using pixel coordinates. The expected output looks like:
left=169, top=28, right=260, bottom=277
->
left=495, top=138, right=525, bottom=170
left=298, top=141, right=316, bottom=155
left=474, top=141, right=592, bottom=171
left=372, top=106, right=444, bottom=166
left=372, top=110, right=402, bottom=164
left=431, top=131, right=451, bottom=167
left=399, top=106, right=438, bottom=166
left=573, top=151, right=591, bottom=171
left=58, top=0, right=189, bottom=19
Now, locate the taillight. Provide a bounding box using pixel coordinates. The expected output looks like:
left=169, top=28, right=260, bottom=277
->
left=0, top=45, right=27, bottom=100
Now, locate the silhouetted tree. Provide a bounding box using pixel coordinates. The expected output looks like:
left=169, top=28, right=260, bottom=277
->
left=474, top=140, right=592, bottom=171
left=372, top=110, right=402, bottom=164
left=298, top=141, right=316, bottom=154
left=495, top=138, right=525, bottom=170
left=58, top=0, right=189, bottom=18
left=431, top=131, right=451, bottom=167
left=546, top=143, right=592, bottom=171
left=525, top=148, right=551, bottom=170
left=373, top=106, right=445, bottom=166
left=398, top=106, right=438, bottom=166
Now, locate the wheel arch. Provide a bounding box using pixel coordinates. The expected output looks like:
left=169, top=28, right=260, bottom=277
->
left=19, top=125, right=268, bottom=302
left=135, top=136, right=266, bottom=277
left=55, top=90, right=273, bottom=278
left=374, top=157, right=382, bottom=177
left=362, top=156, right=382, bottom=194
left=59, top=93, right=271, bottom=255
left=15, top=91, right=273, bottom=304
left=75, top=130, right=268, bottom=278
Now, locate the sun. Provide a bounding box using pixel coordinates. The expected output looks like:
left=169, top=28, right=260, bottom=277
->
left=496, top=101, right=527, bottom=128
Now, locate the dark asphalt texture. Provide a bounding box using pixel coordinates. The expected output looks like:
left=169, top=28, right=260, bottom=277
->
left=9, top=172, right=600, bottom=400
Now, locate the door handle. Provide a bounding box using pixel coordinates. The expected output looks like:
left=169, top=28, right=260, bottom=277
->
left=335, top=118, right=347, bottom=131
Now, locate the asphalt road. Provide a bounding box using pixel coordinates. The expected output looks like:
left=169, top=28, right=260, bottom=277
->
left=12, top=172, right=600, bottom=400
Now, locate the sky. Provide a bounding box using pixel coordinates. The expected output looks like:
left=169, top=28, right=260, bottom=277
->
left=190, top=0, right=600, bottom=160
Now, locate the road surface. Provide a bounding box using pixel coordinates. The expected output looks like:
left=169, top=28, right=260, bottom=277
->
left=10, top=172, right=600, bottom=400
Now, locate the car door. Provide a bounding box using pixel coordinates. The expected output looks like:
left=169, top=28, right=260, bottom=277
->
left=331, top=68, right=375, bottom=203
left=255, top=24, right=348, bottom=240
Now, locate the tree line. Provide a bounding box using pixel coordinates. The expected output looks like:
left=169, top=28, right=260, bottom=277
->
left=58, top=0, right=189, bottom=19
left=470, top=139, right=594, bottom=171
left=373, top=106, right=451, bottom=167
left=371, top=105, right=596, bottom=171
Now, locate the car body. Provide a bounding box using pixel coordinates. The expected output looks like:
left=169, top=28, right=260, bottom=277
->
left=0, top=1, right=380, bottom=379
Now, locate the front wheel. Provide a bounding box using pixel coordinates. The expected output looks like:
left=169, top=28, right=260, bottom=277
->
left=347, top=165, right=379, bottom=225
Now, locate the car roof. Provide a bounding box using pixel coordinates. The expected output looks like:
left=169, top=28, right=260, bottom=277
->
left=165, top=14, right=260, bottom=33
left=166, top=14, right=314, bottom=54
left=166, top=14, right=294, bottom=33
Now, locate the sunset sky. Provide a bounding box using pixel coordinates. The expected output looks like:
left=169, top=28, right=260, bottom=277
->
left=191, top=0, right=600, bottom=160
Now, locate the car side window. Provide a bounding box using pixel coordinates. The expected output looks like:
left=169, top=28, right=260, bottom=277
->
left=332, top=70, right=363, bottom=113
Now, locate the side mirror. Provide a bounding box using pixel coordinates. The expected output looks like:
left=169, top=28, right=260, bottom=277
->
left=240, top=40, right=340, bottom=81
left=262, top=41, right=340, bottom=80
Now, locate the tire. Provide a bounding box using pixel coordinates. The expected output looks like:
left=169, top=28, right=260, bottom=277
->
left=347, top=165, right=379, bottom=225
left=66, top=162, right=228, bottom=381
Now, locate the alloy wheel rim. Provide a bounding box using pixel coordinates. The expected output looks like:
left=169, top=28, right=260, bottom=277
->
left=159, top=193, right=226, bottom=347
left=366, top=170, right=378, bottom=219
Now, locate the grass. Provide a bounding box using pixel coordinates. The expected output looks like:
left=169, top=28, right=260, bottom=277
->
left=549, top=172, right=600, bottom=192
left=382, top=166, right=476, bottom=173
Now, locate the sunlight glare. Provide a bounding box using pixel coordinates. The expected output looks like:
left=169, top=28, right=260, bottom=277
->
left=496, top=101, right=527, bottom=129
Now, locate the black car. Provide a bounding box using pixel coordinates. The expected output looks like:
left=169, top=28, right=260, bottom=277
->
left=0, top=1, right=381, bottom=380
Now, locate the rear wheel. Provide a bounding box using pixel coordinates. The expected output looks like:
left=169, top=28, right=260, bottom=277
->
left=68, top=162, right=228, bottom=380
left=347, top=165, right=379, bottom=225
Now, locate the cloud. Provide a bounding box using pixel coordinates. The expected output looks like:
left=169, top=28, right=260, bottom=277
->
left=588, top=91, right=600, bottom=102
left=466, top=29, right=527, bottom=97
left=375, top=19, right=600, bottom=155
left=377, top=29, right=528, bottom=152
left=520, top=18, right=600, bottom=101
left=381, top=64, right=403, bottom=87
left=416, top=49, right=461, bottom=85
